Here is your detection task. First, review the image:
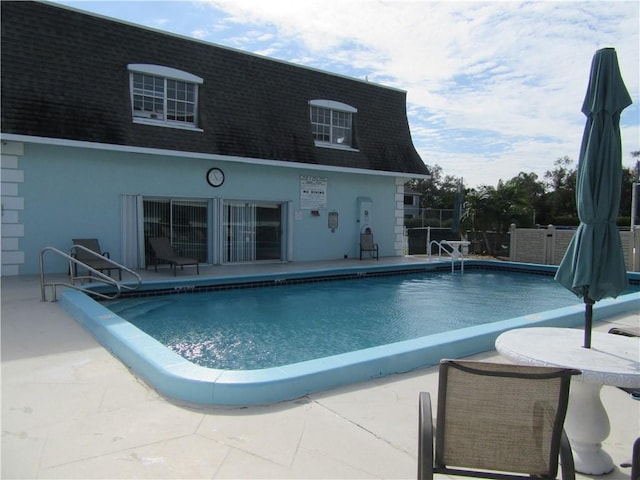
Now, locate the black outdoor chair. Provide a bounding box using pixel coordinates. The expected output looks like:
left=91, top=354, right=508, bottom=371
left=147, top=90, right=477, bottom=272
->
left=148, top=237, right=199, bottom=276
left=71, top=238, right=122, bottom=280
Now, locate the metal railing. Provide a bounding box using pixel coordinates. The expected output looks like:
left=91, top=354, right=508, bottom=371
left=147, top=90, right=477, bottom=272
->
left=40, top=246, right=142, bottom=302
left=429, top=240, right=470, bottom=273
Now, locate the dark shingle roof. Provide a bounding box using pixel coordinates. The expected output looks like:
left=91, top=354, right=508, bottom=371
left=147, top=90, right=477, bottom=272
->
left=1, top=1, right=428, bottom=175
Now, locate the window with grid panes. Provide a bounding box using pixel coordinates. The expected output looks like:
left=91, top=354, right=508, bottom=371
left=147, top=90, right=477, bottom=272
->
left=128, top=64, right=202, bottom=129
left=309, top=100, right=357, bottom=149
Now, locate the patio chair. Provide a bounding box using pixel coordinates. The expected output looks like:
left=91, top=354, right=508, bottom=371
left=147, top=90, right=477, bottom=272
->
left=359, top=229, right=378, bottom=260
left=609, top=329, right=640, bottom=477
left=608, top=327, right=640, bottom=399
left=148, top=237, right=199, bottom=276
left=632, top=437, right=639, bottom=480
left=418, top=359, right=580, bottom=480
left=71, top=238, right=122, bottom=280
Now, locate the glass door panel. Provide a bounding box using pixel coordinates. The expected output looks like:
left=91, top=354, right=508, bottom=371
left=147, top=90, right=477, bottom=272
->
left=224, top=202, right=256, bottom=263
left=223, top=201, right=283, bottom=263
left=143, top=198, right=208, bottom=264
left=171, top=200, right=208, bottom=261
left=256, top=204, right=282, bottom=260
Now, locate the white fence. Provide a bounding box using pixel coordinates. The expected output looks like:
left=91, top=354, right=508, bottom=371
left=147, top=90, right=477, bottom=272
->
left=509, top=224, right=640, bottom=272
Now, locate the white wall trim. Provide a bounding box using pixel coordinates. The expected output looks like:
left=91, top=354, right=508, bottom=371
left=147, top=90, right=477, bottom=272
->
left=394, top=178, right=409, bottom=255
left=308, top=99, right=358, bottom=113
left=1, top=141, right=25, bottom=276
left=127, top=64, right=203, bottom=84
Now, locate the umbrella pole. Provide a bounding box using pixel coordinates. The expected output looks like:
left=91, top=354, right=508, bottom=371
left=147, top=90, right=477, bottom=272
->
left=584, top=295, right=595, bottom=349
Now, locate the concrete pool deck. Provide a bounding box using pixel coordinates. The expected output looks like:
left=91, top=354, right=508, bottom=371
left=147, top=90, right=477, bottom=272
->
left=2, top=257, right=640, bottom=479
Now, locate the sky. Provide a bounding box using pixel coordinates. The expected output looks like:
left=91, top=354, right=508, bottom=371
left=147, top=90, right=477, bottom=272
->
left=51, top=0, right=639, bottom=189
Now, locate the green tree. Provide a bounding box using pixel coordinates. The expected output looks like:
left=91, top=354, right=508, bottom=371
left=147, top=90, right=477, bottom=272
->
left=406, top=164, right=462, bottom=209
left=408, top=154, right=640, bottom=238
left=543, top=156, right=577, bottom=225
left=503, top=172, right=546, bottom=226
left=620, top=152, right=640, bottom=223
left=461, top=187, right=492, bottom=233
left=620, top=167, right=636, bottom=218
left=461, top=179, right=529, bottom=256
left=461, top=186, right=497, bottom=255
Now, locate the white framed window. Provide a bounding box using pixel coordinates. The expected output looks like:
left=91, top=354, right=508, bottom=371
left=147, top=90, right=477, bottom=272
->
left=128, top=64, right=203, bottom=130
left=309, top=99, right=357, bottom=150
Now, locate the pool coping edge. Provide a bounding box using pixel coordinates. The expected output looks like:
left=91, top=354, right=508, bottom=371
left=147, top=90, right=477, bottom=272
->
left=59, top=260, right=640, bottom=406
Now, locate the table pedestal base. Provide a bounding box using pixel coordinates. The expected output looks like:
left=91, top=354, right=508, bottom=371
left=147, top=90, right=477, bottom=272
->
left=564, top=381, right=614, bottom=475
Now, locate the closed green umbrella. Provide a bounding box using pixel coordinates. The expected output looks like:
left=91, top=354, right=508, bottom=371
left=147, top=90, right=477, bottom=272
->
left=555, top=47, right=632, bottom=348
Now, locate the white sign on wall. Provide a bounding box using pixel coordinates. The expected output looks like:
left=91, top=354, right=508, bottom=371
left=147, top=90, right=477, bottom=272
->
left=300, top=176, right=327, bottom=210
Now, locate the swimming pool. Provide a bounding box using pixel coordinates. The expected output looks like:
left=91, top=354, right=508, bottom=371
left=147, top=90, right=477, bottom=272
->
left=104, top=269, right=616, bottom=370
left=60, top=260, right=640, bottom=406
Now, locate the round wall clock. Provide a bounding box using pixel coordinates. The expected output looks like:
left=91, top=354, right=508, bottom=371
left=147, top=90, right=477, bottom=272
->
left=206, top=167, right=225, bottom=187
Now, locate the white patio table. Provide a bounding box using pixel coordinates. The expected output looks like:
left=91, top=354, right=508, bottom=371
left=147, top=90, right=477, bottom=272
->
left=495, top=327, right=640, bottom=475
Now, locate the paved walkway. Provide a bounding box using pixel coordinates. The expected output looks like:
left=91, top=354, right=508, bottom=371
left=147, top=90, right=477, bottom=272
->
left=2, top=260, right=639, bottom=479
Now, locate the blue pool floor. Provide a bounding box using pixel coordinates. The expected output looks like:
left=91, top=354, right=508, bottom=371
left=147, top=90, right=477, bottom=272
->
left=2, top=261, right=639, bottom=479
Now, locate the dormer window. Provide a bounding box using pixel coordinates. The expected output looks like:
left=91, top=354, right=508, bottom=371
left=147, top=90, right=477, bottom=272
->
left=309, top=100, right=357, bottom=150
left=128, top=64, right=203, bottom=130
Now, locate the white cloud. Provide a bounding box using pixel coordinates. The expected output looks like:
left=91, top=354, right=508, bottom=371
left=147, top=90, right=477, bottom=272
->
left=191, top=29, right=209, bottom=39
left=202, top=0, right=639, bottom=187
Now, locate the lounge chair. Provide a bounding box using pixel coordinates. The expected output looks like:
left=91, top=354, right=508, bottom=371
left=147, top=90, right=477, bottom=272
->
left=608, top=326, right=640, bottom=337
left=418, top=359, right=579, bottom=480
left=71, top=238, right=122, bottom=280
left=609, top=327, right=640, bottom=399
left=148, top=237, right=199, bottom=276
left=359, top=230, right=378, bottom=260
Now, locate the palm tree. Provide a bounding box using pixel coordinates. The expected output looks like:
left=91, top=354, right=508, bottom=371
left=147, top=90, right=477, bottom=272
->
left=462, top=180, right=529, bottom=256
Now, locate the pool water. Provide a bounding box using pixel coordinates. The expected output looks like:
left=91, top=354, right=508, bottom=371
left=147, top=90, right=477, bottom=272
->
left=106, top=269, right=637, bottom=370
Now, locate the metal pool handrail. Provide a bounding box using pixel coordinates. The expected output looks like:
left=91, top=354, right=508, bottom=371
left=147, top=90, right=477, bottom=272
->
left=429, top=240, right=469, bottom=273
left=39, top=246, right=142, bottom=302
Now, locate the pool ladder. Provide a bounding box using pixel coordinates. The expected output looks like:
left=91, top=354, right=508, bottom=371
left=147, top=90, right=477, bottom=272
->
left=429, top=240, right=469, bottom=273
left=39, top=246, right=142, bottom=302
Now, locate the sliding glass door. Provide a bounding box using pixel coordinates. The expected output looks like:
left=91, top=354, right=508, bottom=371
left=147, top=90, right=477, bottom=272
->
left=143, top=198, right=209, bottom=264
left=223, top=201, right=283, bottom=263
left=138, top=198, right=283, bottom=266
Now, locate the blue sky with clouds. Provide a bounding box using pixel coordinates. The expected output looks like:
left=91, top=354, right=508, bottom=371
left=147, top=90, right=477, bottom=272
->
left=51, top=0, right=639, bottom=188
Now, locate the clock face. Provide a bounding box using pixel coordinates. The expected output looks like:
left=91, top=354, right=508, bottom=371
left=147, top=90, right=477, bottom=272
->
left=206, top=167, right=225, bottom=187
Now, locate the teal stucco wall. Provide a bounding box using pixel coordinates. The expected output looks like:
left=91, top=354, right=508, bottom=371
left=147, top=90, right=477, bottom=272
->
left=2, top=141, right=404, bottom=275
